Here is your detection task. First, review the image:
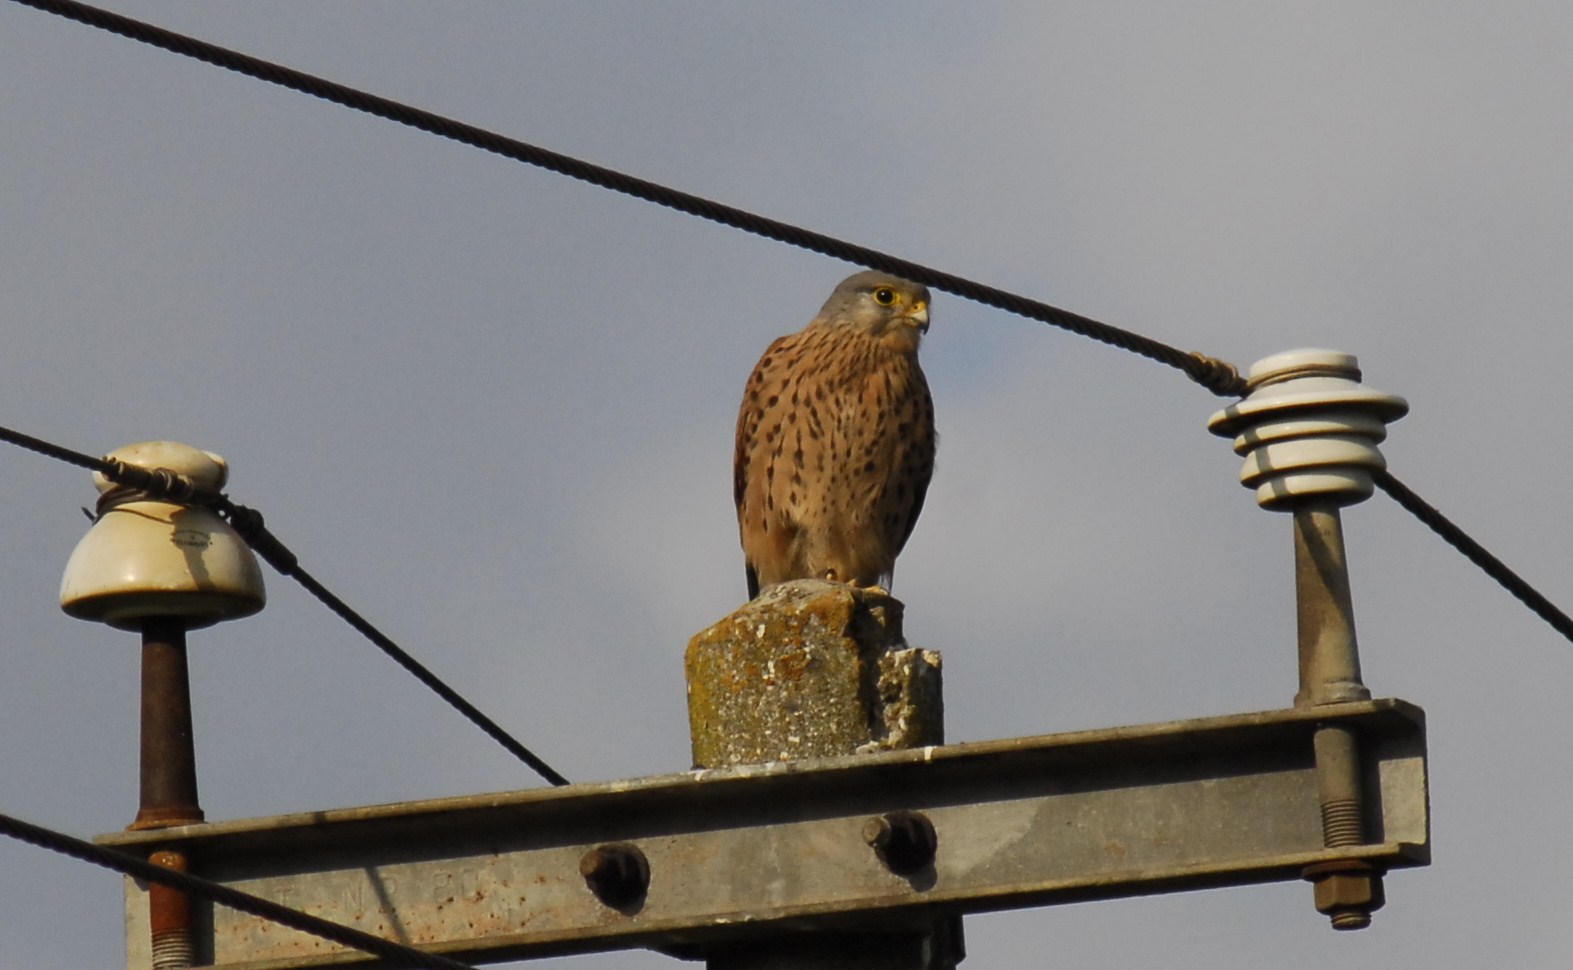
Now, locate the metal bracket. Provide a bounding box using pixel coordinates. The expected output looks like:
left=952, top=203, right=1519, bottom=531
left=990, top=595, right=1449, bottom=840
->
left=101, top=699, right=1428, bottom=969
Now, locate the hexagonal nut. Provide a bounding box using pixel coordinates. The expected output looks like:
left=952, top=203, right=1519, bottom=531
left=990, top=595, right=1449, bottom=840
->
left=1312, top=871, right=1385, bottom=915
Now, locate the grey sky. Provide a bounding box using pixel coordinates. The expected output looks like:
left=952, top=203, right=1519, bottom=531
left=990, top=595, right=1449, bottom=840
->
left=3, top=2, right=1571, bottom=967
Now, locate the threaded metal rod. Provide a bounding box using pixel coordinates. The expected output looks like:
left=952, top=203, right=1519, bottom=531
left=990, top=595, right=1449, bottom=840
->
left=134, top=619, right=203, bottom=968
left=1291, top=502, right=1384, bottom=930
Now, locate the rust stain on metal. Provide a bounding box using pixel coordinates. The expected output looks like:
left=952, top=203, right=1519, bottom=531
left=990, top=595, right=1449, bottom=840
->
left=104, top=700, right=1428, bottom=967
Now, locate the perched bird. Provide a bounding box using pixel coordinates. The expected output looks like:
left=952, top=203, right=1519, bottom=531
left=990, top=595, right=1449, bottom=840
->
left=734, top=270, right=936, bottom=598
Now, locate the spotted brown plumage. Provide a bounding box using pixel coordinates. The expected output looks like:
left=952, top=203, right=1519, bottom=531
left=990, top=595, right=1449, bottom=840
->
left=734, top=271, right=936, bottom=599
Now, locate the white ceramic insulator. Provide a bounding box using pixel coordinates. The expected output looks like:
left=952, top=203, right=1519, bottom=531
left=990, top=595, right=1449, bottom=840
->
left=1208, top=349, right=1408, bottom=510
left=60, top=441, right=266, bottom=630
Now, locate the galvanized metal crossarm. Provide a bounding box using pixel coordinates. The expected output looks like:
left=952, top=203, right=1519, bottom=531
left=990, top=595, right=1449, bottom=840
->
left=100, top=698, right=1428, bottom=969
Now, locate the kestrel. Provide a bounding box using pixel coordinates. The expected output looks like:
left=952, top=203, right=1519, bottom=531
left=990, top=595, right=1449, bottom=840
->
left=734, top=270, right=936, bottom=598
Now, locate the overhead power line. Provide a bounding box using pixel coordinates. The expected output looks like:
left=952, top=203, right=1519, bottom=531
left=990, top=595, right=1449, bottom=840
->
left=0, top=809, right=479, bottom=970
left=0, top=423, right=569, bottom=787
left=1372, top=469, right=1573, bottom=642
left=8, top=0, right=1573, bottom=649
left=10, top=0, right=1242, bottom=395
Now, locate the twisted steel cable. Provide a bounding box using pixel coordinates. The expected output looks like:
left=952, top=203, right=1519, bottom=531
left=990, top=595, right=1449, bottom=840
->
left=0, top=424, right=569, bottom=786
left=0, top=810, right=479, bottom=970
left=7, top=0, right=1572, bottom=647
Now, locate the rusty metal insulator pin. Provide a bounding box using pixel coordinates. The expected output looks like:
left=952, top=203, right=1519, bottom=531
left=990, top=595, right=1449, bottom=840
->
left=134, top=617, right=204, bottom=830
left=148, top=849, right=196, bottom=970
left=579, top=843, right=649, bottom=908
left=863, top=810, right=937, bottom=875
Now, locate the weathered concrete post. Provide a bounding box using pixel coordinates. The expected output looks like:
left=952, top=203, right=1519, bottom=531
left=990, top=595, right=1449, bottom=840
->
left=685, top=578, right=960, bottom=970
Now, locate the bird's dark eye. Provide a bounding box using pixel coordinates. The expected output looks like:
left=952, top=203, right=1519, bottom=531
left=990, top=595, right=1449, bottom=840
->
left=873, top=287, right=897, bottom=306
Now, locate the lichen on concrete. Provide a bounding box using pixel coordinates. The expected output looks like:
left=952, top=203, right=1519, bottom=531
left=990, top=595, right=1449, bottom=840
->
left=685, top=579, right=943, bottom=768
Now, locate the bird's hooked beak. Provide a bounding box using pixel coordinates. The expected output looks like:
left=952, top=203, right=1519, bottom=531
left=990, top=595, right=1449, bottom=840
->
left=904, top=301, right=930, bottom=334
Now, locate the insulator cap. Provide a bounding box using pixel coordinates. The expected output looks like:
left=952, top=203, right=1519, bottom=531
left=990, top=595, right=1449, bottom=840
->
left=60, top=441, right=266, bottom=630
left=1208, top=349, right=1408, bottom=510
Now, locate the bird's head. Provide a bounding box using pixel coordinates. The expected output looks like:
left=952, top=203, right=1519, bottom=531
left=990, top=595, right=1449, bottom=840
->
left=818, top=271, right=931, bottom=349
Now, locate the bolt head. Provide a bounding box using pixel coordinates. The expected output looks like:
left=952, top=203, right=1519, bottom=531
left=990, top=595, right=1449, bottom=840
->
left=864, top=811, right=936, bottom=875
left=862, top=816, right=893, bottom=848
